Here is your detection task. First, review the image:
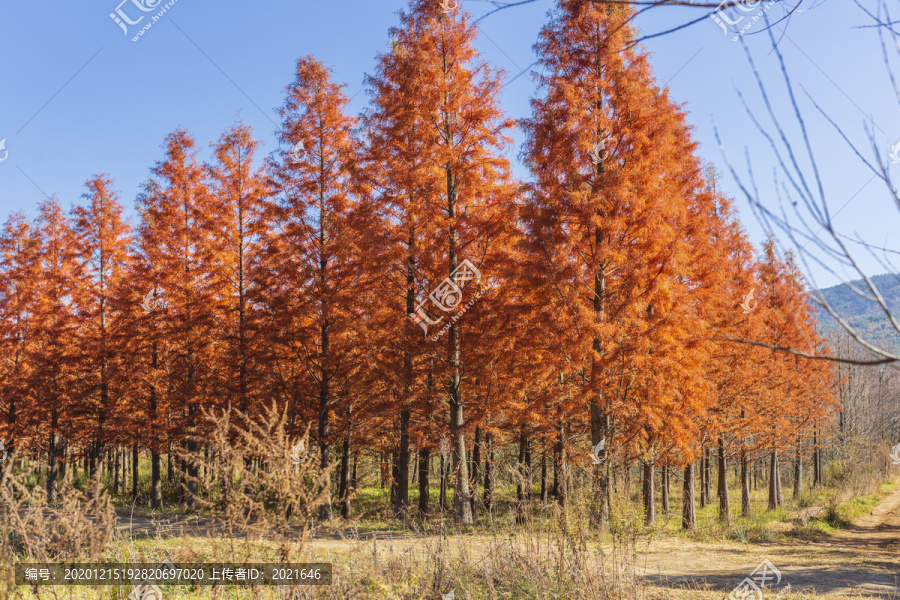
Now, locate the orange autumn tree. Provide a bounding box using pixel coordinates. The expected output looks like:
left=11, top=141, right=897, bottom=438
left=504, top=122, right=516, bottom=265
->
left=70, top=175, right=132, bottom=477
left=205, top=124, right=271, bottom=420
left=0, top=213, right=38, bottom=470
left=129, top=185, right=175, bottom=507
left=363, top=0, right=519, bottom=524
left=267, top=56, right=364, bottom=521
left=135, top=130, right=219, bottom=511
left=521, top=0, right=720, bottom=529
left=29, top=199, right=80, bottom=502
left=361, top=23, right=440, bottom=519
left=675, top=182, right=761, bottom=525
left=754, top=242, right=837, bottom=509
left=618, top=163, right=727, bottom=528
left=758, top=242, right=803, bottom=508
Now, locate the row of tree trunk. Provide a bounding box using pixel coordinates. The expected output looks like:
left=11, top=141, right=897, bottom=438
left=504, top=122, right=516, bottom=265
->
left=667, top=444, right=821, bottom=529
left=34, top=431, right=825, bottom=529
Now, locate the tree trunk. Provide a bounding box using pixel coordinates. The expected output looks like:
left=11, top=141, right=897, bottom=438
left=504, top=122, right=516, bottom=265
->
left=817, top=442, right=823, bottom=487
left=661, top=466, right=669, bottom=514
left=642, top=460, right=655, bottom=525
left=1, top=398, right=16, bottom=487
left=768, top=449, right=780, bottom=509
left=813, top=426, right=822, bottom=488
left=339, top=435, right=351, bottom=519
left=439, top=453, right=448, bottom=511
left=793, top=437, right=802, bottom=500
left=88, top=438, right=98, bottom=481
left=590, top=408, right=610, bottom=530
left=741, top=443, right=751, bottom=518
left=167, top=442, right=174, bottom=484
left=149, top=353, right=162, bottom=509
left=540, top=448, right=548, bottom=502
left=624, top=461, right=632, bottom=501
left=699, top=445, right=709, bottom=508
left=418, top=447, right=430, bottom=516
left=553, top=422, right=566, bottom=506
left=776, top=452, right=784, bottom=506
left=470, top=426, right=482, bottom=519
left=317, top=388, right=332, bottom=521
left=151, top=451, right=161, bottom=509
left=113, top=448, right=121, bottom=496
left=185, top=347, right=199, bottom=510
left=395, top=410, right=410, bottom=519
left=178, top=453, right=187, bottom=494
left=132, top=442, right=139, bottom=503
left=185, top=436, right=198, bottom=511
left=315, top=184, right=333, bottom=523
left=390, top=451, right=397, bottom=506
left=58, top=444, right=67, bottom=483
left=483, top=433, right=494, bottom=514
left=682, top=462, right=696, bottom=530
left=448, top=345, right=472, bottom=524
left=47, top=422, right=58, bottom=504
left=516, top=429, right=528, bottom=524
left=524, top=440, right=532, bottom=500
left=589, top=218, right=610, bottom=531
left=442, top=185, right=473, bottom=525
left=717, top=434, right=730, bottom=524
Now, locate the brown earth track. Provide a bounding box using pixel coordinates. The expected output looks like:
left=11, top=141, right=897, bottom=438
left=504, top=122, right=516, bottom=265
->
left=112, top=487, right=900, bottom=598
left=638, top=487, right=900, bottom=597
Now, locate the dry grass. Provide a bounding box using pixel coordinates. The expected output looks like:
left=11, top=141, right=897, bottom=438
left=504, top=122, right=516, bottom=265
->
left=0, top=411, right=896, bottom=599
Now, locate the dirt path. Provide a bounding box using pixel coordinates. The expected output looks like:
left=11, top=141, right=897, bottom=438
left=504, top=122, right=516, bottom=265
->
left=113, top=487, right=900, bottom=598
left=638, top=488, right=900, bottom=597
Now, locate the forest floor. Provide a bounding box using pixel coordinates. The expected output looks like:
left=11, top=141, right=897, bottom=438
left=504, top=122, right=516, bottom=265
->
left=635, top=484, right=900, bottom=597
left=112, top=485, right=900, bottom=598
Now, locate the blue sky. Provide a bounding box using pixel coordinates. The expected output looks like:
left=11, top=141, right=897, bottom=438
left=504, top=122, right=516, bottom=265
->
left=1, top=0, right=897, bottom=288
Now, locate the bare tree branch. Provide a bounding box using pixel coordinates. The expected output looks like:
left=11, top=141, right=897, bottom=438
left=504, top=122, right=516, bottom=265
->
left=717, top=0, right=900, bottom=366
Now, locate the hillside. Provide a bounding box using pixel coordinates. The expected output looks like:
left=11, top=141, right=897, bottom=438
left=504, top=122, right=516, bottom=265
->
left=813, top=273, right=900, bottom=351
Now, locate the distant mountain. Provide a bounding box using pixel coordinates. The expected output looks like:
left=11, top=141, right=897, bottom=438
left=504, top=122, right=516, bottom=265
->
left=813, top=274, right=900, bottom=351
